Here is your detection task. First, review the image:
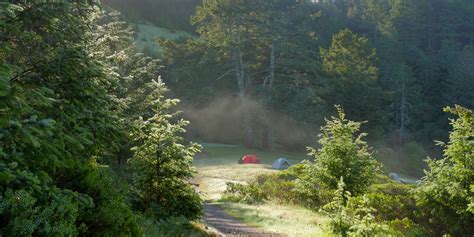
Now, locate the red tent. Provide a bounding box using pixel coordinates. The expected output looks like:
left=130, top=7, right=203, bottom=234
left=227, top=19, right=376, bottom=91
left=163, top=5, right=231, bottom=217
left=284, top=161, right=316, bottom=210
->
left=241, top=154, right=261, bottom=164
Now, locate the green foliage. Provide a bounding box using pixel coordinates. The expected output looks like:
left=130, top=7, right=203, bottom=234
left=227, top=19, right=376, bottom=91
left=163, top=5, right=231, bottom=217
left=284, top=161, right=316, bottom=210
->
left=0, top=188, right=91, bottom=236
left=306, top=106, right=381, bottom=196
left=254, top=168, right=305, bottom=204
left=139, top=216, right=210, bottom=237
left=322, top=178, right=391, bottom=237
left=222, top=182, right=267, bottom=204
left=365, top=182, right=416, bottom=222
left=386, top=218, right=427, bottom=237
left=103, top=0, right=200, bottom=31
left=175, top=0, right=474, bottom=153
left=128, top=81, right=203, bottom=220
left=0, top=1, right=205, bottom=235
left=319, top=29, right=386, bottom=131
left=321, top=28, right=378, bottom=81
left=375, top=142, right=427, bottom=177
left=221, top=164, right=332, bottom=208
left=415, top=105, right=474, bottom=236
left=0, top=1, right=142, bottom=235
left=91, top=8, right=205, bottom=224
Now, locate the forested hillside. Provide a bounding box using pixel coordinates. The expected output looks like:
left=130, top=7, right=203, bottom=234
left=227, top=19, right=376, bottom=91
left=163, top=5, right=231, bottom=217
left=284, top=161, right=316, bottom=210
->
left=161, top=0, right=474, bottom=149
left=1, top=0, right=473, bottom=236
left=154, top=0, right=474, bottom=177
left=101, top=0, right=200, bottom=31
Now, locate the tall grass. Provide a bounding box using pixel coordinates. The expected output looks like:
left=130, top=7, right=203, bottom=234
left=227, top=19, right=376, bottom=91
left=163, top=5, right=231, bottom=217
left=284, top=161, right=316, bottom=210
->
left=220, top=201, right=328, bottom=237
left=140, top=216, right=213, bottom=237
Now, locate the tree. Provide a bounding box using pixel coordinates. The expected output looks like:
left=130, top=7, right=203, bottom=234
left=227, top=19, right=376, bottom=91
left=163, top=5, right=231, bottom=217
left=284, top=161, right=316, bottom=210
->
left=90, top=9, right=204, bottom=221
left=0, top=2, right=140, bottom=236
left=128, top=80, right=202, bottom=220
left=415, top=105, right=474, bottom=236
left=191, top=0, right=260, bottom=146
left=319, top=29, right=387, bottom=132
left=307, top=106, right=380, bottom=195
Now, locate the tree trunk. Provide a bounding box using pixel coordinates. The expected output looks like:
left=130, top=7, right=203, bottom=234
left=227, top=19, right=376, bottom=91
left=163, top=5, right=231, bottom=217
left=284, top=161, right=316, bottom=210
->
left=264, top=32, right=277, bottom=151
left=269, top=34, right=276, bottom=87
left=233, top=15, right=253, bottom=147
left=399, top=80, right=407, bottom=145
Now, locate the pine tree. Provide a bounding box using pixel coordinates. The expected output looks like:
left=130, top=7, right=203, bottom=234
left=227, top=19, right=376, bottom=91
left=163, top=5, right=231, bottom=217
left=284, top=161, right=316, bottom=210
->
left=307, top=106, right=380, bottom=195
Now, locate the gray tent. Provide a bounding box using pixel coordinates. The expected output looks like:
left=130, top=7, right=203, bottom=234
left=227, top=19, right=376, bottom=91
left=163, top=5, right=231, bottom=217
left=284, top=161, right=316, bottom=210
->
left=272, top=158, right=291, bottom=170
left=389, top=173, right=420, bottom=185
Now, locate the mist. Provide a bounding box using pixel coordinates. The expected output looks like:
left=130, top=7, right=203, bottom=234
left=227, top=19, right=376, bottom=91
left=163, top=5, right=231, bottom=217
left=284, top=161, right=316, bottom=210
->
left=179, top=95, right=315, bottom=151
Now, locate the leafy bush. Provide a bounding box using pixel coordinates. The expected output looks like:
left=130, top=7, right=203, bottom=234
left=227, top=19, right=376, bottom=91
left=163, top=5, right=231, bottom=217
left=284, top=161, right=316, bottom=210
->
left=222, top=182, right=267, bottom=204
left=256, top=171, right=301, bottom=204
left=366, top=179, right=417, bottom=221
left=387, top=218, right=427, bottom=237
left=415, top=106, right=474, bottom=236
left=128, top=82, right=203, bottom=220
left=222, top=164, right=333, bottom=208
left=322, top=178, right=392, bottom=237
left=306, top=106, right=381, bottom=196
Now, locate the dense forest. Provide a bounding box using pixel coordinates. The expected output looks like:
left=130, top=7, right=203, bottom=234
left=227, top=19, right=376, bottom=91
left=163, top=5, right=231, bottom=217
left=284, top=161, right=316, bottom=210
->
left=162, top=0, right=474, bottom=177
left=1, top=0, right=473, bottom=236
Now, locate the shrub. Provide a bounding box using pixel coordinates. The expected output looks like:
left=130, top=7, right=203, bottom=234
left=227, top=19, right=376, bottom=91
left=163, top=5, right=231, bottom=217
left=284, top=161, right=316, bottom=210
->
left=387, top=218, right=427, bottom=237
left=366, top=179, right=417, bottom=221
left=128, top=81, right=203, bottom=221
left=306, top=106, right=381, bottom=196
left=222, top=164, right=333, bottom=208
left=322, top=178, right=392, bottom=237
left=222, top=182, right=267, bottom=204
left=415, top=106, right=474, bottom=236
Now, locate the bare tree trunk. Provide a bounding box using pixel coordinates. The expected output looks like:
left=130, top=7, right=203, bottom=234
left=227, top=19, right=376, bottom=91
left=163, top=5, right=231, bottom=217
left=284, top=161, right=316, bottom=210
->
left=269, top=35, right=276, bottom=87
left=232, top=15, right=253, bottom=147
left=399, top=80, right=407, bottom=145
left=265, top=33, right=277, bottom=151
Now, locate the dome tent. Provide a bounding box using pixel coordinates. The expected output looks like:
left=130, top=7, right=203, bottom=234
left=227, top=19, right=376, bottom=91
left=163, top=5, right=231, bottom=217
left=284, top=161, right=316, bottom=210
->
left=272, top=158, right=291, bottom=170
left=240, top=154, right=261, bottom=164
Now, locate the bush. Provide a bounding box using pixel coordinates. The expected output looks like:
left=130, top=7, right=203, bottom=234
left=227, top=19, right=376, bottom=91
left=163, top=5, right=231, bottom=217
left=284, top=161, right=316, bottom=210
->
left=415, top=106, right=474, bottom=236
left=387, top=218, right=427, bottom=237
left=306, top=106, right=381, bottom=196
left=128, top=82, right=203, bottom=221
left=222, top=182, right=267, bottom=204
left=322, top=178, right=393, bottom=237
left=222, top=164, right=334, bottom=208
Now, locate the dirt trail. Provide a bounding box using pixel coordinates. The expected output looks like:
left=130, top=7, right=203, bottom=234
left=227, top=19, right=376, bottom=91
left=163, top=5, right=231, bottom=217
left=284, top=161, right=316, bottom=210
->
left=202, top=203, right=284, bottom=237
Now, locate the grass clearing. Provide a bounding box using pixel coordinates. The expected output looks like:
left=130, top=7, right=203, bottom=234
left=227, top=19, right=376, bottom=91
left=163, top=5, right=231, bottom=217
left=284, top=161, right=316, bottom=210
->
left=219, top=201, right=327, bottom=237
left=139, top=216, right=215, bottom=237
left=194, top=143, right=327, bottom=235
left=194, top=143, right=308, bottom=200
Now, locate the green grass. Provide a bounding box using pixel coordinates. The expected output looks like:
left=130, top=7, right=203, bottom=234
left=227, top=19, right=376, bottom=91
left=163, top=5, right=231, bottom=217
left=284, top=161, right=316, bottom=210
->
left=194, top=143, right=327, bottom=236
left=140, top=216, right=216, bottom=237
left=194, top=143, right=309, bottom=200
left=219, top=201, right=327, bottom=237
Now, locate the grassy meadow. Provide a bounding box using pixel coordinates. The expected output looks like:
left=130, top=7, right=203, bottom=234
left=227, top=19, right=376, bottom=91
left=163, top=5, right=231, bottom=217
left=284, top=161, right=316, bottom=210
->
left=219, top=202, right=327, bottom=237
left=194, top=143, right=308, bottom=200
left=194, top=143, right=328, bottom=236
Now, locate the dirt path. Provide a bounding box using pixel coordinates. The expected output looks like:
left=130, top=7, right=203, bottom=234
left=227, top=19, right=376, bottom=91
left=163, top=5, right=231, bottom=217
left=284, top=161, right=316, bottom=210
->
left=203, top=203, right=284, bottom=237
